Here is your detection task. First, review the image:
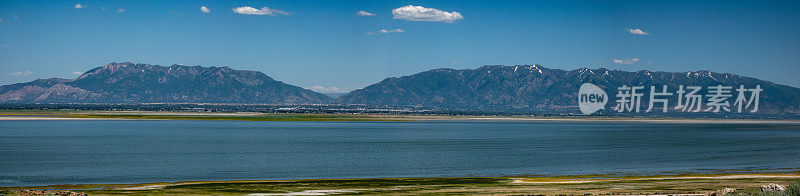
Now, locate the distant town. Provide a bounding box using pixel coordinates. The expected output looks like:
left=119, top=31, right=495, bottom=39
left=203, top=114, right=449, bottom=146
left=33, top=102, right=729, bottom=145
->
left=1, top=103, right=794, bottom=119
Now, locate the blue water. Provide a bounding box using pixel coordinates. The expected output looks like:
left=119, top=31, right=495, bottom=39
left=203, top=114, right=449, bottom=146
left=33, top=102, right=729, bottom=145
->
left=1, top=120, right=799, bottom=187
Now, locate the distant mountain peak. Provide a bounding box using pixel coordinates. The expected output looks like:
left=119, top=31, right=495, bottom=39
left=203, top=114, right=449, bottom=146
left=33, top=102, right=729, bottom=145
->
left=102, top=61, right=138, bottom=70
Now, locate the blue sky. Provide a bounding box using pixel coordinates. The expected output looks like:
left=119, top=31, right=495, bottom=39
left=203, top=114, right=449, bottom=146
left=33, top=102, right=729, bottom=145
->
left=1, top=0, right=799, bottom=92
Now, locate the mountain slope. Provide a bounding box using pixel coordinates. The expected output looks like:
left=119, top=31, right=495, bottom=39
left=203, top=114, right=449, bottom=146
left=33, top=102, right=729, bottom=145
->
left=337, top=65, right=800, bottom=115
left=0, top=62, right=332, bottom=104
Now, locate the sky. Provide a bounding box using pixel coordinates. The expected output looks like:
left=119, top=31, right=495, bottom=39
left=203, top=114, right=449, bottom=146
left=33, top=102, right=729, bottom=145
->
left=1, top=0, right=799, bottom=92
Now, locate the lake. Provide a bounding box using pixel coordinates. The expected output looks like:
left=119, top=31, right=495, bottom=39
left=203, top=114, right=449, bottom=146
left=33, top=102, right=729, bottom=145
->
left=1, top=120, right=799, bottom=187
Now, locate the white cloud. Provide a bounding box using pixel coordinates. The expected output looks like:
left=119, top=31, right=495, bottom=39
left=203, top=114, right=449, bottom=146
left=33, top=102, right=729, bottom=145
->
left=366, top=29, right=404, bottom=35
left=201, top=6, right=211, bottom=13
left=73, top=71, right=83, bottom=75
left=613, top=57, right=640, bottom=64
left=392, top=5, right=463, bottom=23
left=74, top=4, right=85, bottom=9
left=627, top=28, right=649, bottom=35
left=101, top=7, right=106, bottom=10
left=379, top=29, right=404, bottom=33
left=9, top=71, right=32, bottom=76
left=308, top=86, right=346, bottom=93
left=117, top=8, right=125, bottom=13
left=357, top=11, right=375, bottom=16
left=232, top=6, right=291, bottom=16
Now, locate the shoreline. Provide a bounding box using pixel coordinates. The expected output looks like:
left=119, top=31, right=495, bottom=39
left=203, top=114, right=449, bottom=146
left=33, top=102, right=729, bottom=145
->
left=1, top=111, right=800, bottom=124
left=2, top=173, right=799, bottom=195
left=463, top=117, right=800, bottom=124
left=0, top=116, right=120, bottom=120
left=2, top=117, right=799, bottom=124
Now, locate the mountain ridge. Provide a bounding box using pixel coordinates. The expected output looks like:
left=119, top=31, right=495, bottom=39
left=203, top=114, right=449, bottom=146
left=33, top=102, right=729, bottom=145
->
left=0, top=62, right=332, bottom=104
left=336, top=64, right=800, bottom=115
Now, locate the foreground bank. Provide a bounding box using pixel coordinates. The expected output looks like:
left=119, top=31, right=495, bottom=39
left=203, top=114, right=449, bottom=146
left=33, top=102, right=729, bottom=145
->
left=2, top=174, right=799, bottom=195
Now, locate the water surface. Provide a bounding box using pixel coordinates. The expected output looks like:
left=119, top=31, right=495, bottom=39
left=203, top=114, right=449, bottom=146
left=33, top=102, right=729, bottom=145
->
left=1, top=120, right=798, bottom=187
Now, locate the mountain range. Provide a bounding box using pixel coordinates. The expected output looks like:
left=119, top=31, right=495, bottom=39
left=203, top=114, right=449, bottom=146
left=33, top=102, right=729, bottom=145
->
left=2, top=62, right=799, bottom=115
left=339, top=65, right=800, bottom=115
left=0, top=62, right=331, bottom=104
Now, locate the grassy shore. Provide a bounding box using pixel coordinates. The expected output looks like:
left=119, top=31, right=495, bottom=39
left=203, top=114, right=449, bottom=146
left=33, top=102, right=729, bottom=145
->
left=2, top=174, right=799, bottom=195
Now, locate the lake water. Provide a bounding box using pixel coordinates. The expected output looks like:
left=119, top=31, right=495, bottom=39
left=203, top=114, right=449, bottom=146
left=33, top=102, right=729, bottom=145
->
left=1, top=120, right=799, bottom=187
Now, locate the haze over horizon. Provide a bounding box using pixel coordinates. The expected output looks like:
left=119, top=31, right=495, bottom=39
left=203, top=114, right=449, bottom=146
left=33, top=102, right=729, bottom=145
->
left=2, top=0, right=799, bottom=92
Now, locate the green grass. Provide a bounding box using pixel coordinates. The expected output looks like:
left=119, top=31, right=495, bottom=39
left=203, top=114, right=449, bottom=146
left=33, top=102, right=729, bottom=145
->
left=79, top=178, right=505, bottom=195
